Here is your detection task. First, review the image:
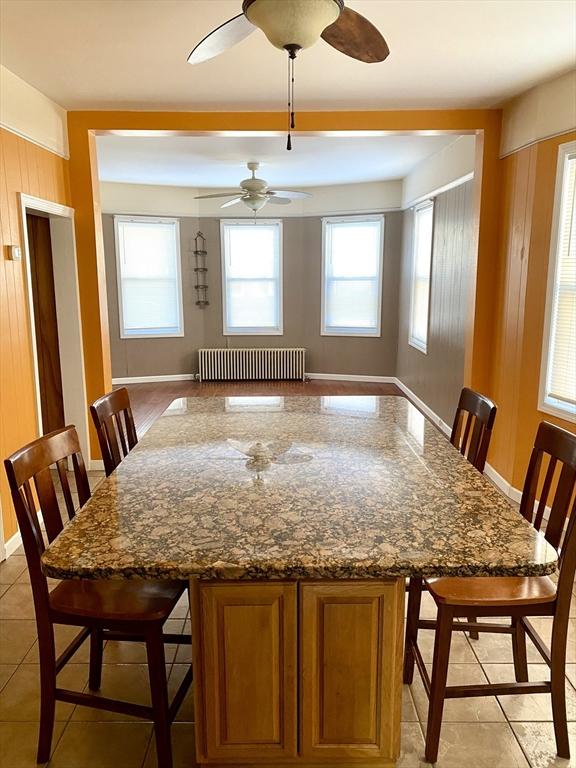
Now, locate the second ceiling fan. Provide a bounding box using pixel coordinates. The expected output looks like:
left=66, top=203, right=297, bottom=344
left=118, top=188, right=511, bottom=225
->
left=194, top=162, right=311, bottom=213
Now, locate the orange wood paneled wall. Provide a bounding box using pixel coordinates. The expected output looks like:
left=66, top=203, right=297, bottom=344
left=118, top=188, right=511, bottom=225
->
left=0, top=128, right=70, bottom=540
left=488, top=131, right=576, bottom=489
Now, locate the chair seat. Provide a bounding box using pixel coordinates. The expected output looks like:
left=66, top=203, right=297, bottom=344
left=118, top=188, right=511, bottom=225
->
left=50, top=579, right=185, bottom=622
left=426, top=575, right=557, bottom=607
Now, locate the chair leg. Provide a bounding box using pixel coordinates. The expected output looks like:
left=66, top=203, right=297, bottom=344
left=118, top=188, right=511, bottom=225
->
left=146, top=625, right=172, bottom=768
left=424, top=604, right=454, bottom=765
left=550, top=618, right=570, bottom=759
left=89, top=628, right=104, bottom=691
left=37, top=626, right=57, bottom=763
left=469, top=614, right=479, bottom=640
left=403, top=577, right=423, bottom=685
left=511, top=618, right=528, bottom=683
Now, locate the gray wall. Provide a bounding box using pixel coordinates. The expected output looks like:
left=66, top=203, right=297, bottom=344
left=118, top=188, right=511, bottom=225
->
left=102, top=213, right=403, bottom=378
left=396, top=180, right=475, bottom=424
left=103, top=216, right=206, bottom=377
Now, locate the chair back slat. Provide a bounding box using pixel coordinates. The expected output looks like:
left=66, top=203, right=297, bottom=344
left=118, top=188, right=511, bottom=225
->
left=56, top=458, right=76, bottom=522
left=459, top=413, right=473, bottom=458
left=533, top=457, right=557, bottom=531
left=20, top=482, right=46, bottom=552
left=450, top=388, right=497, bottom=473
left=519, top=449, right=542, bottom=524
left=467, top=418, right=484, bottom=464
left=72, top=452, right=91, bottom=507
left=90, top=388, right=138, bottom=476
left=22, top=481, right=38, bottom=526
left=115, top=413, right=128, bottom=456
left=34, top=466, right=63, bottom=543
left=103, top=415, right=122, bottom=471
left=3, top=427, right=91, bottom=610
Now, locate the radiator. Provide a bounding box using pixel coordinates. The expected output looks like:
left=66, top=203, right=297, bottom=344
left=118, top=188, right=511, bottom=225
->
left=198, top=348, right=306, bottom=382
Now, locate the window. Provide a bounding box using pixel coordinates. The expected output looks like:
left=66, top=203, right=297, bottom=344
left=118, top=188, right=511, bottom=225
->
left=114, top=216, right=183, bottom=338
left=539, top=141, right=576, bottom=419
left=409, top=201, right=434, bottom=353
left=221, top=220, right=283, bottom=335
left=321, top=215, right=384, bottom=336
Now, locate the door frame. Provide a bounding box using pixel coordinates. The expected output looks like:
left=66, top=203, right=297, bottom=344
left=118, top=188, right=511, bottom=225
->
left=19, top=194, right=90, bottom=465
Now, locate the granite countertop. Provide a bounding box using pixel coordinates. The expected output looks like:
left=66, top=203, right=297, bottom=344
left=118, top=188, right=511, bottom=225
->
left=42, top=396, right=557, bottom=581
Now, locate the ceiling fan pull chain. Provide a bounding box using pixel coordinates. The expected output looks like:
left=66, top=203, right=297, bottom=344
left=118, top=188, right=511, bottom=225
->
left=286, top=53, right=292, bottom=150
left=286, top=46, right=298, bottom=151
left=291, top=54, right=295, bottom=130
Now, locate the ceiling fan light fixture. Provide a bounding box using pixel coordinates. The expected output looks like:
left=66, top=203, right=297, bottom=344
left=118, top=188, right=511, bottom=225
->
left=243, top=195, right=269, bottom=212
left=242, top=0, right=343, bottom=51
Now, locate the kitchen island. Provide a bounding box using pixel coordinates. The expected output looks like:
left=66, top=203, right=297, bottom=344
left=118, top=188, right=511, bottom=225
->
left=43, top=396, right=557, bottom=766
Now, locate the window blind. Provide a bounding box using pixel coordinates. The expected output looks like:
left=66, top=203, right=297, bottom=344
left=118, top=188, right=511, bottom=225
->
left=545, top=152, right=576, bottom=409
left=221, top=220, right=282, bottom=334
left=322, top=216, right=384, bottom=336
left=115, top=217, right=183, bottom=338
left=409, top=201, right=434, bottom=352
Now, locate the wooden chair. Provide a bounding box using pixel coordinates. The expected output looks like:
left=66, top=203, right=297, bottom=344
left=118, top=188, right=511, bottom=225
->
left=450, top=387, right=497, bottom=473
left=450, top=388, right=497, bottom=637
left=404, top=421, right=576, bottom=764
left=407, top=389, right=498, bottom=637
left=4, top=427, right=192, bottom=768
left=90, top=387, right=138, bottom=475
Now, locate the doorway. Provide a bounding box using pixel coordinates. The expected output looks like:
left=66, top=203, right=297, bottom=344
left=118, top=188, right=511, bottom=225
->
left=26, top=213, right=66, bottom=434
left=19, top=194, right=90, bottom=464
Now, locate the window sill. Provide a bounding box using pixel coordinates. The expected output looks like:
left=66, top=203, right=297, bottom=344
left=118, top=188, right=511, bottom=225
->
left=120, top=331, right=184, bottom=339
left=538, top=397, right=576, bottom=422
left=223, top=330, right=284, bottom=336
left=321, top=330, right=381, bottom=338
left=408, top=338, right=427, bottom=354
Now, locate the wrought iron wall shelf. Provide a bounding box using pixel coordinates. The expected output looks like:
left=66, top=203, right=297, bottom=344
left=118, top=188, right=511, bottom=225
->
left=193, top=232, right=209, bottom=307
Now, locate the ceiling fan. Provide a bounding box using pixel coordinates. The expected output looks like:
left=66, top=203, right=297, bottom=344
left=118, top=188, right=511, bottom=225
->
left=187, top=1, right=389, bottom=149
left=194, top=162, right=311, bottom=213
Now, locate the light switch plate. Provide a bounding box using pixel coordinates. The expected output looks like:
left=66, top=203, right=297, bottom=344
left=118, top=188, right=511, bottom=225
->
left=8, top=245, right=21, bottom=261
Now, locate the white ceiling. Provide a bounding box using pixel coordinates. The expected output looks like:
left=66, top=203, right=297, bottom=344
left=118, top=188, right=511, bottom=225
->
left=95, top=134, right=458, bottom=187
left=1, top=1, right=574, bottom=110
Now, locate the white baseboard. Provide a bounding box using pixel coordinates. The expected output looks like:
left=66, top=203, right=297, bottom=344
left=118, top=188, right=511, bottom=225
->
left=89, top=459, right=105, bottom=472
left=483, top=463, right=523, bottom=504
left=306, top=372, right=398, bottom=384
left=114, top=372, right=398, bottom=385
left=394, top=379, right=452, bottom=437
left=4, top=530, right=22, bottom=558
left=112, top=374, right=197, bottom=384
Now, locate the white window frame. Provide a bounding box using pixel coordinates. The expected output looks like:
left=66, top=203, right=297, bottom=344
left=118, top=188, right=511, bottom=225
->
left=321, top=214, right=385, bottom=337
left=114, top=215, right=184, bottom=339
left=220, top=218, right=283, bottom=336
left=538, top=140, right=576, bottom=421
left=408, top=200, right=435, bottom=354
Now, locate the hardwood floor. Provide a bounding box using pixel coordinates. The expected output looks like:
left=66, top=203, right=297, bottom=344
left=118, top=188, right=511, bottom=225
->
left=118, top=380, right=402, bottom=436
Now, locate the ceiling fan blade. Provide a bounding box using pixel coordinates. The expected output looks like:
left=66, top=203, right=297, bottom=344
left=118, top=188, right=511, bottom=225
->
left=269, top=190, right=312, bottom=199
left=187, top=14, right=256, bottom=65
left=194, top=191, right=240, bottom=199
left=266, top=196, right=292, bottom=205
left=220, top=197, right=244, bottom=208
left=321, top=7, right=389, bottom=63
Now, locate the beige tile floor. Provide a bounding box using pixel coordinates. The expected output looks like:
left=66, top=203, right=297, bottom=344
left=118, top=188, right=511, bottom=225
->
left=0, top=473, right=574, bottom=767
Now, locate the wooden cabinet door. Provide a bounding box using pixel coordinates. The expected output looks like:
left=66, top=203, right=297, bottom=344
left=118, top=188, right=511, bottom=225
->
left=300, top=579, right=404, bottom=761
left=195, top=581, right=297, bottom=761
